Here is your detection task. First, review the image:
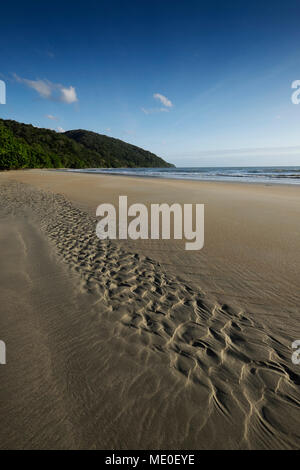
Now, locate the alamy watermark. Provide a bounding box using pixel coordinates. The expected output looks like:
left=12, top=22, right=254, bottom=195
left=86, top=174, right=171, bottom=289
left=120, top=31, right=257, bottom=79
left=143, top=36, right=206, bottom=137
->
left=96, top=196, right=204, bottom=250
left=0, top=340, right=6, bottom=364
left=291, top=80, right=300, bottom=104
left=292, top=340, right=300, bottom=365
left=0, top=80, right=6, bottom=104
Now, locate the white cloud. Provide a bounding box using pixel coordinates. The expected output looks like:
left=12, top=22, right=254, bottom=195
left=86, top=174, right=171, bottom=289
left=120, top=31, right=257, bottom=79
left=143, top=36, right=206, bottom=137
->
left=14, top=74, right=78, bottom=104
left=14, top=74, right=52, bottom=98
left=153, top=93, right=173, bottom=108
left=56, top=126, right=65, bottom=133
left=142, top=93, right=173, bottom=115
left=60, top=85, right=78, bottom=104
left=46, top=114, right=58, bottom=120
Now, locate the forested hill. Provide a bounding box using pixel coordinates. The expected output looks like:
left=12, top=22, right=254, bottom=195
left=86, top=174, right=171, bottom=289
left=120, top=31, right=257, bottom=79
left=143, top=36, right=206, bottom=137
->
left=0, top=119, right=174, bottom=170
left=65, top=129, right=173, bottom=168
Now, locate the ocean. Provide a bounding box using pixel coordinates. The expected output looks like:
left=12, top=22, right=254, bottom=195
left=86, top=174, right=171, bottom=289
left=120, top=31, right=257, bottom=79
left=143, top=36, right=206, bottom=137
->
left=64, top=166, right=300, bottom=185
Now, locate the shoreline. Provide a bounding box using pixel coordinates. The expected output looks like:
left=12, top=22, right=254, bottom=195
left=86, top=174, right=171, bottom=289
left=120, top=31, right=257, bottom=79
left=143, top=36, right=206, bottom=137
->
left=52, top=167, right=300, bottom=187
left=3, top=166, right=300, bottom=186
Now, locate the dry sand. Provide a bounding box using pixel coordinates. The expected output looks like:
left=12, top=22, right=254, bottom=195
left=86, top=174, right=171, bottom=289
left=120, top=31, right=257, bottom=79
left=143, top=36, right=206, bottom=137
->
left=0, top=169, right=299, bottom=449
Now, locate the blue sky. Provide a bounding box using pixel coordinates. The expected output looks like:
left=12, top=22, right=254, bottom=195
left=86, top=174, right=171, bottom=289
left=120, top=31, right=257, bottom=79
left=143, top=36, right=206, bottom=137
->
left=1, top=0, right=300, bottom=166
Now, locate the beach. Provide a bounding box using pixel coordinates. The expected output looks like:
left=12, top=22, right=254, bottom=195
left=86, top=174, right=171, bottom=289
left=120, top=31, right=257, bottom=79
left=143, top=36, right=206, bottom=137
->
left=0, top=169, right=299, bottom=449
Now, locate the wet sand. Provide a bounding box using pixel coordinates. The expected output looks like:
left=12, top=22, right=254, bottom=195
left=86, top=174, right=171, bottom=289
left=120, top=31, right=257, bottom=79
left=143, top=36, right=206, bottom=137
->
left=0, top=170, right=299, bottom=449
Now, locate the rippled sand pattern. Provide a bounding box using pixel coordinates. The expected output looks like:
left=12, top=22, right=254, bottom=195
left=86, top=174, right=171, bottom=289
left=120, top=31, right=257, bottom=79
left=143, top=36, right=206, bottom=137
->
left=0, top=181, right=299, bottom=449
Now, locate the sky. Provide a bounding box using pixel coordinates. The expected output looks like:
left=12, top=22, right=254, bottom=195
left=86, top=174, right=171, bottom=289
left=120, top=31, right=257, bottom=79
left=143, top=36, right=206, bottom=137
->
left=1, top=0, right=300, bottom=167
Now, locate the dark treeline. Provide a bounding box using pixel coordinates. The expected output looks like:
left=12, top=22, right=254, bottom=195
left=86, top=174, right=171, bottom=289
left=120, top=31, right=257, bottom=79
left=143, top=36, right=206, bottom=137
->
left=0, top=119, right=174, bottom=170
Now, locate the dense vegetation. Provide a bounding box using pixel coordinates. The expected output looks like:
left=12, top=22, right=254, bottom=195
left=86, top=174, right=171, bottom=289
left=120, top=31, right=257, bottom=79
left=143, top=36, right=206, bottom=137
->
left=65, top=129, right=173, bottom=168
left=0, top=119, right=174, bottom=170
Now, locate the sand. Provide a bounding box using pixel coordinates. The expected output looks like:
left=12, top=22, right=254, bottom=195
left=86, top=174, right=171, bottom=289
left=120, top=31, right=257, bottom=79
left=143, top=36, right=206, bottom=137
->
left=0, top=169, right=299, bottom=449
